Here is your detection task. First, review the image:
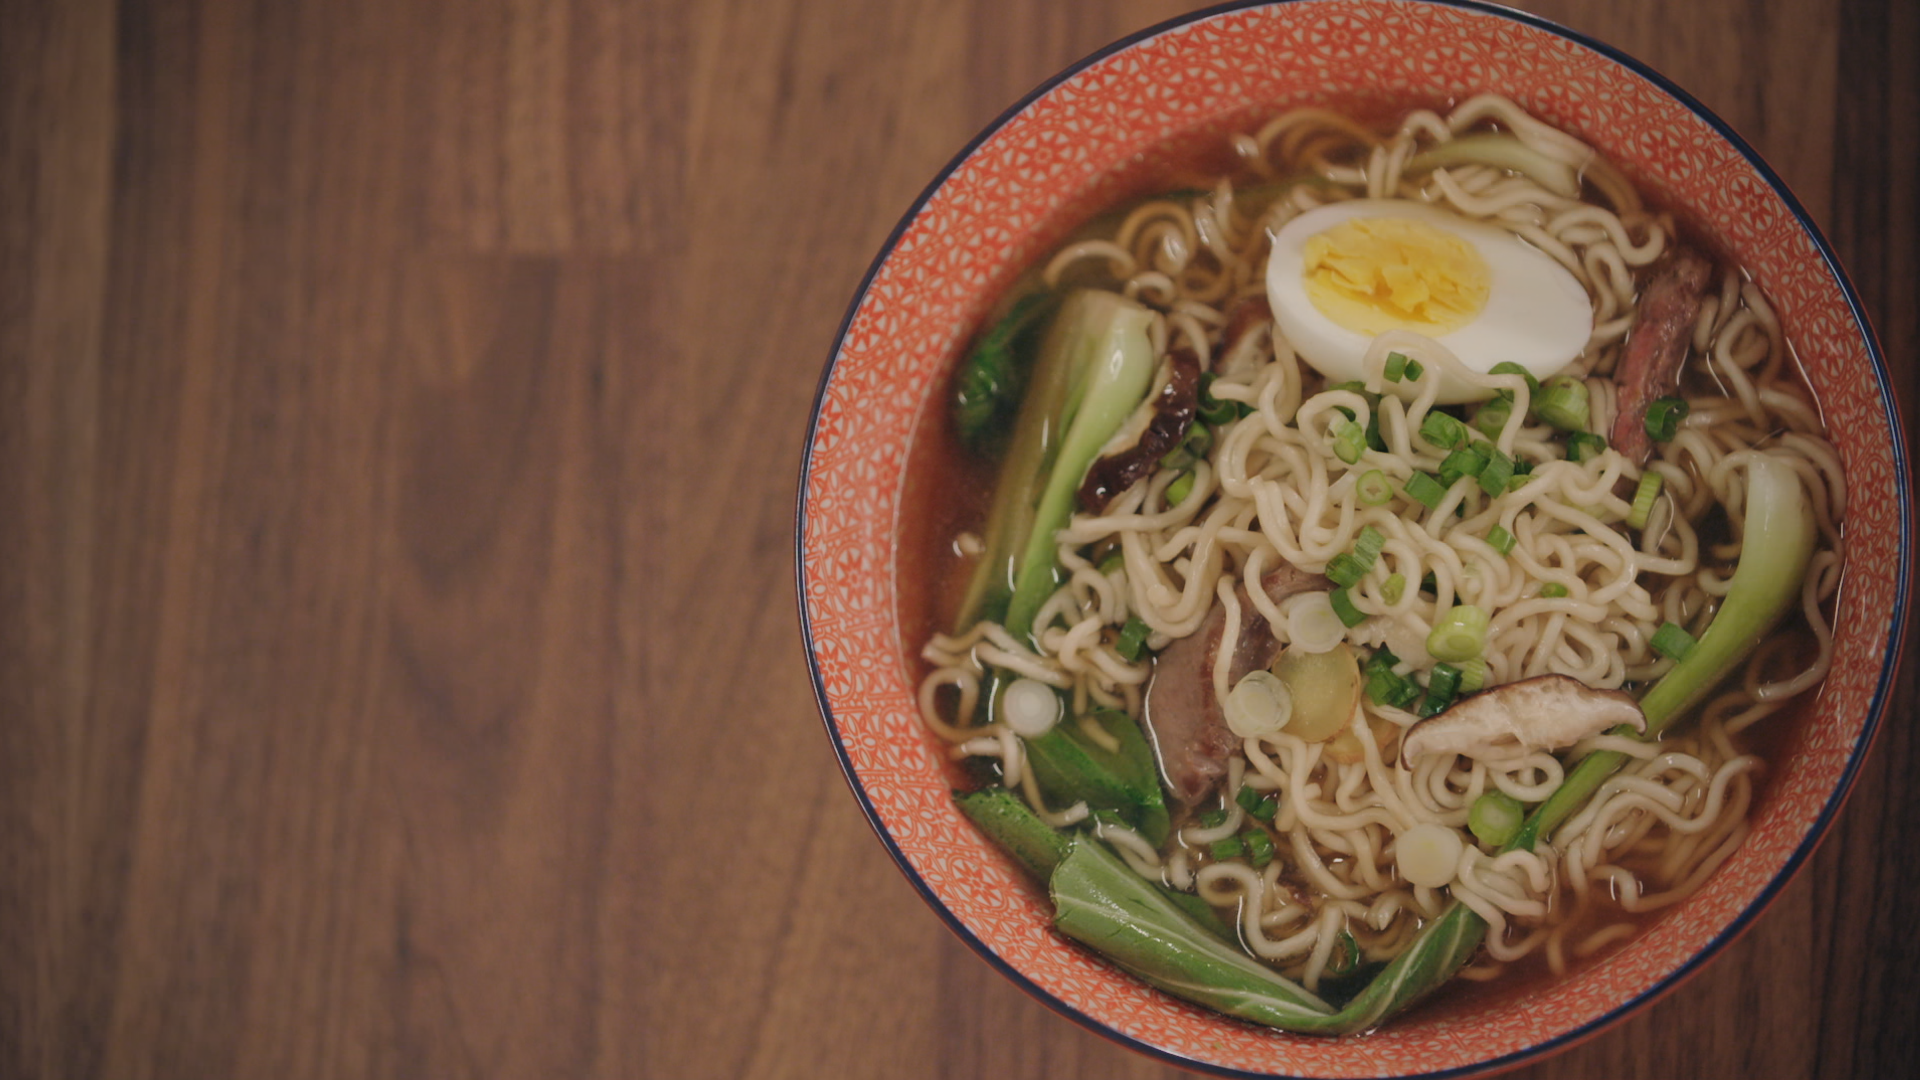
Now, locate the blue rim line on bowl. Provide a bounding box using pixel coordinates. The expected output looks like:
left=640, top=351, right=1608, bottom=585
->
left=795, top=1, right=1911, bottom=1075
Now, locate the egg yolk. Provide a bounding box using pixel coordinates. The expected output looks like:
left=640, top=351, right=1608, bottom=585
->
left=1301, top=216, right=1491, bottom=337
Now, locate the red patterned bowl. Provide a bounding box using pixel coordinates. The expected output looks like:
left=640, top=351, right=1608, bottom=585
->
left=797, top=1, right=1907, bottom=1075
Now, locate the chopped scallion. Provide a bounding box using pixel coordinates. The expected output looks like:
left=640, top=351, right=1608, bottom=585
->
left=1330, top=417, right=1366, bottom=465
left=1488, top=361, right=1540, bottom=400
left=1644, top=395, right=1690, bottom=442
left=1381, top=572, right=1406, bottom=604
left=1404, top=472, right=1448, bottom=510
left=1384, top=352, right=1408, bottom=382
left=1115, top=616, right=1153, bottom=661
left=1468, top=791, right=1525, bottom=848
left=1473, top=396, right=1513, bottom=440
left=1477, top=448, right=1514, bottom=497
left=1533, top=376, right=1590, bottom=432
left=1651, top=621, right=1697, bottom=661
left=1627, top=470, right=1664, bottom=529
left=1366, top=666, right=1422, bottom=710
left=1439, top=443, right=1491, bottom=486
left=1455, top=656, right=1488, bottom=693
left=1159, top=422, right=1213, bottom=471
left=1487, top=524, right=1516, bottom=555
left=1210, top=835, right=1246, bottom=860
left=1539, top=582, right=1569, bottom=599
left=1356, top=469, right=1394, bottom=506
left=1197, top=373, right=1250, bottom=426
left=1236, top=785, right=1279, bottom=822
left=1419, top=410, right=1469, bottom=450
left=1566, top=431, right=1608, bottom=463
left=1325, top=553, right=1369, bottom=588
left=1403, top=359, right=1425, bottom=381
left=1329, top=587, right=1367, bottom=628
left=1165, top=471, right=1195, bottom=506
left=1353, top=525, right=1386, bottom=561
left=1426, top=605, right=1490, bottom=662
left=1198, top=808, right=1229, bottom=828
left=1242, top=829, right=1276, bottom=869
left=1421, top=662, right=1463, bottom=716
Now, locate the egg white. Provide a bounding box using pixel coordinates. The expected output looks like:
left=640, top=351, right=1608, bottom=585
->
left=1265, top=199, right=1593, bottom=404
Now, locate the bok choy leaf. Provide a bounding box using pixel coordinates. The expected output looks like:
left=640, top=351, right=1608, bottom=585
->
left=955, top=290, right=1157, bottom=638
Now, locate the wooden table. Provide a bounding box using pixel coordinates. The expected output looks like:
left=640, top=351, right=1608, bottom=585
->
left=3, top=1, right=1914, bottom=1077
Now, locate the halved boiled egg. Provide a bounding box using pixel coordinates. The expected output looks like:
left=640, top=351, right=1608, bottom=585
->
left=1265, top=199, right=1593, bottom=403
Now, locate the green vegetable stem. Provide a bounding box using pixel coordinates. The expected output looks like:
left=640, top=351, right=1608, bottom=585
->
left=954, top=289, right=1157, bottom=640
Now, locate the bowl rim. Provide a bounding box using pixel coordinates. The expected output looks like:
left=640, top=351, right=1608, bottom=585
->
left=795, top=0, right=1911, bottom=1075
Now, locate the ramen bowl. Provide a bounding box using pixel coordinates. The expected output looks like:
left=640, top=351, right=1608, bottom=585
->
left=796, top=1, right=1907, bottom=1075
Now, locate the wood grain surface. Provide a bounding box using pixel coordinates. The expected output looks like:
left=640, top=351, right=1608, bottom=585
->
left=2, top=1, right=1914, bottom=1077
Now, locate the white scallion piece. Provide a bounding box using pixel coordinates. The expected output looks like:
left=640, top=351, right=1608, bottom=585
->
left=1225, top=670, right=1294, bottom=738
left=1001, top=678, right=1062, bottom=738
left=1395, top=822, right=1464, bottom=888
left=1281, top=592, right=1348, bottom=654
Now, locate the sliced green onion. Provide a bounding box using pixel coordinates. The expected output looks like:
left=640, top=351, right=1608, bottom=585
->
left=1356, top=469, right=1394, bottom=506
left=1325, top=553, right=1369, bottom=588
left=1487, top=524, right=1516, bottom=555
left=1472, top=396, right=1513, bottom=441
left=1198, top=808, right=1229, bottom=828
left=1197, top=373, right=1250, bottom=426
left=1364, top=646, right=1401, bottom=673
left=1160, top=423, right=1213, bottom=471
left=1242, top=829, right=1276, bottom=869
left=1644, top=395, right=1690, bottom=442
left=1237, top=784, right=1279, bottom=822
left=1366, top=666, right=1422, bottom=710
left=1468, top=791, right=1525, bottom=848
left=1403, top=359, right=1425, bottom=381
left=1477, top=448, right=1514, bottom=497
left=1115, top=616, right=1153, bottom=661
left=1211, top=835, right=1246, bottom=860
left=1384, top=352, right=1408, bottom=382
left=1651, top=621, right=1697, bottom=661
left=1418, top=410, right=1470, bottom=450
left=1533, top=376, right=1590, bottom=432
left=1439, top=443, right=1491, bottom=486
left=1426, top=605, right=1490, bottom=662
left=1403, top=472, right=1448, bottom=510
left=1627, top=471, right=1664, bottom=529
left=1324, top=930, right=1363, bottom=978
left=1488, top=361, right=1540, bottom=400
left=1331, top=418, right=1366, bottom=465
left=1420, top=663, right=1463, bottom=717
left=1381, top=572, right=1406, bottom=605
left=1539, top=582, right=1569, bottom=599
left=1455, top=656, right=1488, bottom=693
left=1325, top=526, right=1385, bottom=587
left=1329, top=587, right=1367, bottom=628
left=1165, top=471, right=1195, bottom=506
left=1506, top=457, right=1534, bottom=494
left=1565, top=431, right=1608, bottom=463
left=1097, top=549, right=1125, bottom=574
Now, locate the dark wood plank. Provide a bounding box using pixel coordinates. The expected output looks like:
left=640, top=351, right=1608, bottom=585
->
left=0, top=1, right=1912, bottom=1078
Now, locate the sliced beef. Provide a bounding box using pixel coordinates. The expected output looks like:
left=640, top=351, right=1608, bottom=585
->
left=1609, top=249, right=1713, bottom=464
left=1142, top=563, right=1331, bottom=808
